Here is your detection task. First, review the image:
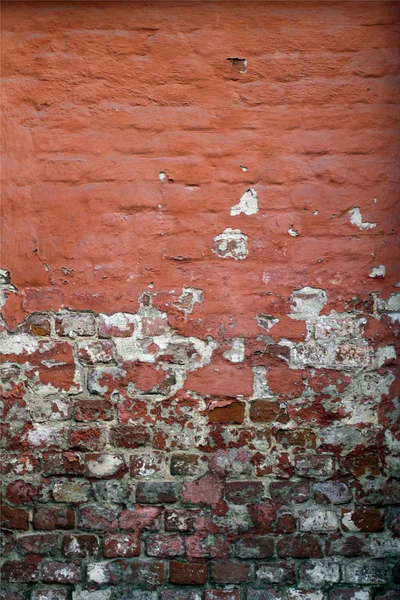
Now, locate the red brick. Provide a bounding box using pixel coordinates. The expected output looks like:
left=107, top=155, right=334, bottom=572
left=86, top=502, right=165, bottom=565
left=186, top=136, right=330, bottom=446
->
left=277, top=534, right=322, bottom=558
left=146, top=534, right=185, bottom=557
left=6, top=480, right=42, bottom=505
left=205, top=592, right=241, bottom=600
left=225, top=481, right=264, bottom=504
left=342, top=507, right=384, bottom=532
left=33, top=507, right=75, bottom=530
left=42, top=560, right=82, bottom=583
left=208, top=401, right=245, bottom=424
left=103, top=533, right=140, bottom=557
left=62, top=534, right=100, bottom=558
left=74, top=399, right=114, bottom=421
left=169, top=560, right=208, bottom=585
left=1, top=506, right=29, bottom=530
left=69, top=426, right=106, bottom=451
left=1, top=560, right=41, bottom=583
left=182, top=472, right=223, bottom=506
left=18, top=534, right=58, bottom=556
left=110, top=425, right=150, bottom=448
left=211, top=561, right=251, bottom=583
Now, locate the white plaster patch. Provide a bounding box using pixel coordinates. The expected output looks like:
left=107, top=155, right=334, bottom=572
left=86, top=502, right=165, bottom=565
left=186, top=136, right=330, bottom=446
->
left=86, top=455, right=124, bottom=478
left=299, top=508, right=339, bottom=532
left=375, top=344, right=396, bottom=368
left=349, top=207, right=376, bottom=230
left=230, top=188, right=258, bottom=216
left=301, top=559, right=340, bottom=585
left=27, top=423, right=64, bottom=447
left=223, top=337, right=245, bottom=363
left=0, top=332, right=40, bottom=355
left=212, top=228, right=248, bottom=260
left=251, top=365, right=273, bottom=399
left=369, top=265, right=386, bottom=278
left=159, top=171, right=167, bottom=182
left=86, top=563, right=109, bottom=585
left=289, top=287, right=328, bottom=321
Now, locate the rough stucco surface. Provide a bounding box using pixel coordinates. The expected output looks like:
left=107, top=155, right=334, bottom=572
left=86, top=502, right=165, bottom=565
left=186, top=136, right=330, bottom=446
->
left=1, top=1, right=400, bottom=599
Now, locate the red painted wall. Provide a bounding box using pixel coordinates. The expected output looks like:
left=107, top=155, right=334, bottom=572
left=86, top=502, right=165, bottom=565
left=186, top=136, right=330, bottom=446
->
left=1, top=2, right=399, bottom=598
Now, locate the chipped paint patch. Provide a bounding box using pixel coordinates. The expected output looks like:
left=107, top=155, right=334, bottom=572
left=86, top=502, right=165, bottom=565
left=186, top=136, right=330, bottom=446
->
left=223, top=337, right=245, bottom=363
left=369, top=265, right=386, bottom=278
left=289, top=287, right=327, bottom=321
left=349, top=207, right=377, bottom=230
left=212, top=228, right=248, bottom=260
left=230, top=188, right=258, bottom=216
left=256, top=313, right=280, bottom=331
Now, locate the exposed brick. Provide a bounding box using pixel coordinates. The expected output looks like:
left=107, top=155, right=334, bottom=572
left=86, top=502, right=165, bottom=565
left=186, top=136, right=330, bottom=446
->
left=131, top=452, right=166, bottom=478
left=205, top=592, right=241, bottom=600
left=126, top=561, right=165, bottom=589
left=136, top=482, right=179, bottom=504
left=42, top=561, right=82, bottom=584
left=208, top=401, right=245, bottom=423
left=211, top=561, right=251, bottom=583
left=161, top=592, right=201, bottom=600
left=255, top=561, right=296, bottom=584
left=42, top=452, right=85, bottom=476
left=110, top=425, right=150, bottom=448
left=77, top=340, right=115, bottom=365
left=342, top=507, right=384, bottom=532
left=329, top=591, right=370, bottom=600
left=20, top=313, right=51, bottom=336
left=250, top=400, right=288, bottom=423
left=119, top=505, right=162, bottom=532
left=299, top=559, right=340, bottom=586
left=17, top=533, right=58, bottom=556
left=247, top=591, right=284, bottom=600
left=146, top=534, right=185, bottom=557
left=33, top=507, right=75, bottom=530
left=74, top=400, right=114, bottom=422
left=277, top=534, right=323, bottom=558
left=103, top=532, right=140, bottom=557
left=170, top=453, right=202, bottom=476
left=295, top=454, right=335, bottom=478
left=31, top=591, right=69, bottom=600
left=165, top=508, right=203, bottom=532
left=98, top=312, right=135, bottom=338
left=1, top=560, right=41, bottom=582
left=55, top=312, right=96, bottom=337
left=1, top=506, right=29, bottom=530
left=342, top=560, right=391, bottom=584
left=225, top=480, right=264, bottom=504
left=169, top=560, right=208, bottom=585
left=313, top=480, right=352, bottom=504
left=69, top=426, right=106, bottom=451
left=62, top=533, right=100, bottom=557
left=182, top=472, right=223, bottom=506
left=270, top=480, right=309, bottom=504
left=233, top=535, right=274, bottom=558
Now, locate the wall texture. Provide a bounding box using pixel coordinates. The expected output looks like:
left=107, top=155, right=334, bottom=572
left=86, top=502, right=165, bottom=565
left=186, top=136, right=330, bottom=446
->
left=1, top=2, right=400, bottom=599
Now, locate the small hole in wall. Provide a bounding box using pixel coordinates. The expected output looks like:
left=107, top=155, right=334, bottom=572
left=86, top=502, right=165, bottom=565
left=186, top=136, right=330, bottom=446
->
left=227, top=57, right=247, bottom=73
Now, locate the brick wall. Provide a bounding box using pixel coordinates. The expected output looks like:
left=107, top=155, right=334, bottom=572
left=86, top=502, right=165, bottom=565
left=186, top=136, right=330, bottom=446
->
left=1, top=2, right=399, bottom=599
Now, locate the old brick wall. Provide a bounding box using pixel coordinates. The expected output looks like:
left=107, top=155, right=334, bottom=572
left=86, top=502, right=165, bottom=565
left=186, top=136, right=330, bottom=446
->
left=1, top=1, right=400, bottom=599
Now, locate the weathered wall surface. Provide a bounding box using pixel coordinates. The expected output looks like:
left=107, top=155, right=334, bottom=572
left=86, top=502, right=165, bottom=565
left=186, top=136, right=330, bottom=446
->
left=1, top=1, right=400, bottom=599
